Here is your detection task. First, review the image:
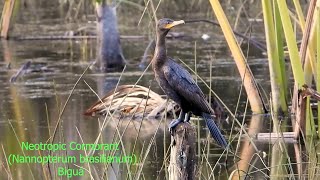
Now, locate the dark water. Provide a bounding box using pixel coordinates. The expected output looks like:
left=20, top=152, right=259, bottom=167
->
left=0, top=1, right=313, bottom=179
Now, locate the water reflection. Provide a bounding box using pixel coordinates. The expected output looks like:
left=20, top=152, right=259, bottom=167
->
left=231, top=114, right=267, bottom=179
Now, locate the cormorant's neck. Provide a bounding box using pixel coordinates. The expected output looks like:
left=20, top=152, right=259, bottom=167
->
left=153, top=31, right=168, bottom=67
left=156, top=31, right=167, bottom=48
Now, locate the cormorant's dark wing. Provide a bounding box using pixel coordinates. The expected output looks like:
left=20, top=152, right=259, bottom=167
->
left=163, top=59, right=228, bottom=148
left=163, top=58, right=211, bottom=113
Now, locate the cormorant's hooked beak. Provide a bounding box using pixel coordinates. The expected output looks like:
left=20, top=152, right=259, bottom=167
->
left=165, top=20, right=185, bottom=29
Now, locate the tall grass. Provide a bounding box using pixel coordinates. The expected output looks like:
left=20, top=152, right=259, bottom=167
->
left=208, top=0, right=320, bottom=179
left=317, top=1, right=320, bottom=138
left=262, top=0, right=287, bottom=116
left=208, top=0, right=265, bottom=114
left=0, top=0, right=15, bottom=38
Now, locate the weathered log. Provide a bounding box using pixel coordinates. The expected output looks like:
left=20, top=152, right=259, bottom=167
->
left=256, top=132, right=295, bottom=139
left=168, top=123, right=196, bottom=180
left=256, top=132, right=297, bottom=143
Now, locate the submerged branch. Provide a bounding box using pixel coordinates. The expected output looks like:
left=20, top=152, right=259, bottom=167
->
left=14, top=35, right=145, bottom=40
left=10, top=61, right=31, bottom=83
left=185, top=19, right=267, bottom=51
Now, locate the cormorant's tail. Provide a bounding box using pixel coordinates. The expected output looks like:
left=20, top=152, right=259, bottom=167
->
left=202, top=112, right=228, bottom=148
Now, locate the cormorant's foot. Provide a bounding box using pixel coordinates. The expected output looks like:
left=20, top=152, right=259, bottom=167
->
left=168, top=119, right=182, bottom=135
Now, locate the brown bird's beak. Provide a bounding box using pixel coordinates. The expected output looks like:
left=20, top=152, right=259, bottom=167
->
left=165, top=20, right=185, bottom=29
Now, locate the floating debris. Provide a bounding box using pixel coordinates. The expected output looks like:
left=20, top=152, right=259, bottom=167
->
left=201, top=34, right=210, bottom=41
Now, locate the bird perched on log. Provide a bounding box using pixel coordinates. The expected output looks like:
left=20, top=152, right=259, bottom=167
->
left=151, top=18, right=228, bottom=148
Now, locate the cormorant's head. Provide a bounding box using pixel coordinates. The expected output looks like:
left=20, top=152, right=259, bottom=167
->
left=157, top=18, right=185, bottom=34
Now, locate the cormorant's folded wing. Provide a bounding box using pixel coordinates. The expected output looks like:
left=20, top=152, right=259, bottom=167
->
left=163, top=59, right=211, bottom=113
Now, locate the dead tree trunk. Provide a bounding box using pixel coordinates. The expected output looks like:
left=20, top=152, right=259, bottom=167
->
left=96, top=2, right=125, bottom=71
left=168, top=123, right=196, bottom=180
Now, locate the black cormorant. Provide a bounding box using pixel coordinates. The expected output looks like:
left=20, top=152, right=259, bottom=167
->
left=151, top=18, right=228, bottom=148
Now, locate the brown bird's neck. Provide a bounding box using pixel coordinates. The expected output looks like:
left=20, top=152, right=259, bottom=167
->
left=153, top=32, right=168, bottom=68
